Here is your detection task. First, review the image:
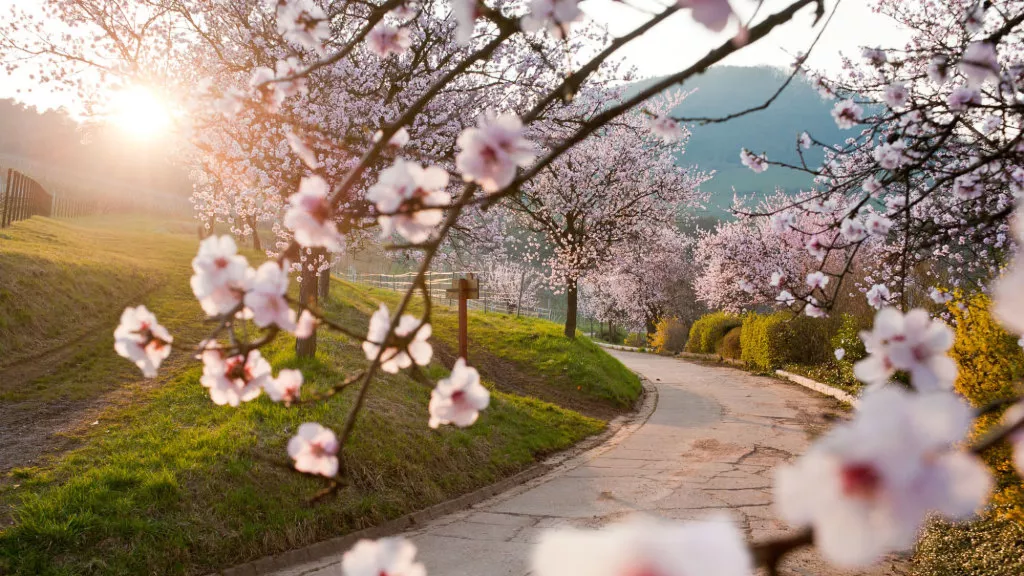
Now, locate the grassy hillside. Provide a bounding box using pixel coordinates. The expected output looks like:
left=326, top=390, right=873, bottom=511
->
left=0, top=216, right=637, bottom=575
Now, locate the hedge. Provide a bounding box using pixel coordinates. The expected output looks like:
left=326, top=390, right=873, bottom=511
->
left=685, top=312, right=741, bottom=354
left=740, top=312, right=833, bottom=371
left=717, top=326, right=742, bottom=360
left=650, top=317, right=688, bottom=354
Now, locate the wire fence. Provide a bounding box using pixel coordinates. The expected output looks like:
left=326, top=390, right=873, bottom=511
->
left=342, top=270, right=570, bottom=323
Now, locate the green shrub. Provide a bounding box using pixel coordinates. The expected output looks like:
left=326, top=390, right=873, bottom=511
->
left=740, top=312, right=833, bottom=371
left=717, top=326, right=742, bottom=359
left=912, top=516, right=1024, bottom=576
left=649, top=317, right=688, bottom=354
left=685, top=312, right=741, bottom=354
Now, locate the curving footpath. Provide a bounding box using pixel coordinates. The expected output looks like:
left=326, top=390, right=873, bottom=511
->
left=270, top=351, right=896, bottom=576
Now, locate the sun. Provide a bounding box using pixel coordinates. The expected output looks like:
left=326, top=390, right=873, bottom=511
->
left=108, top=85, right=173, bottom=139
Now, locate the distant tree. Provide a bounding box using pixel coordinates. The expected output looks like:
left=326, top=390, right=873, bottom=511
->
left=482, top=259, right=541, bottom=315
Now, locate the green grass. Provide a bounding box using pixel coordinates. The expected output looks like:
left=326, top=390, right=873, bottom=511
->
left=0, top=215, right=635, bottom=575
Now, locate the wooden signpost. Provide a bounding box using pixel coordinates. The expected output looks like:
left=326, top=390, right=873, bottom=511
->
left=445, top=273, right=480, bottom=361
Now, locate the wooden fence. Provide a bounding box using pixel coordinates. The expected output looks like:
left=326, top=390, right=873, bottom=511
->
left=2, top=169, right=50, bottom=227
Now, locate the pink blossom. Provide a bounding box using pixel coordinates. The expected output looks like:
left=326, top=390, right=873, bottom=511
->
left=831, top=99, right=863, bottom=129
left=865, top=213, right=892, bottom=236
left=113, top=305, right=173, bottom=378
left=295, top=309, right=317, bottom=339
left=948, top=86, right=981, bottom=111
left=806, top=271, right=829, bottom=290
left=275, top=0, right=330, bottom=54
left=428, top=358, right=490, bottom=428
left=648, top=115, right=684, bottom=143
left=288, top=422, right=339, bottom=477
left=455, top=112, right=535, bottom=193
left=373, top=127, right=411, bottom=148
left=243, top=261, right=296, bottom=331
left=200, top=349, right=270, bottom=406
left=286, top=131, right=320, bottom=169
left=883, top=83, right=909, bottom=109
left=862, top=47, right=887, bottom=66
left=362, top=304, right=433, bottom=373
left=677, top=0, right=734, bottom=33
left=739, top=148, right=767, bottom=173
left=520, top=0, right=583, bottom=39
left=865, top=284, right=890, bottom=310
left=805, top=296, right=827, bottom=318
left=806, top=235, right=827, bottom=260
left=775, top=387, right=991, bottom=568
left=799, top=131, right=812, bottom=150
left=960, top=42, right=999, bottom=87
left=964, top=3, right=986, bottom=34
left=853, top=308, right=957, bottom=391
left=191, top=235, right=249, bottom=316
left=264, top=368, right=303, bottom=406
left=928, top=55, right=950, bottom=84
left=532, top=517, right=751, bottom=576
left=777, top=290, right=796, bottom=305
left=834, top=348, right=846, bottom=361
left=929, top=287, right=953, bottom=304
left=840, top=218, right=867, bottom=242
left=873, top=140, right=908, bottom=170
left=284, top=176, right=345, bottom=251
left=367, top=24, right=412, bottom=57
left=366, top=159, right=451, bottom=243
left=391, top=2, right=419, bottom=19
left=342, top=538, right=426, bottom=576
left=451, top=0, right=482, bottom=44
left=770, top=271, right=786, bottom=287
left=953, top=174, right=982, bottom=200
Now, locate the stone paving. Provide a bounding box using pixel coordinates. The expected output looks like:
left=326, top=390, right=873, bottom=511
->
left=272, top=351, right=898, bottom=576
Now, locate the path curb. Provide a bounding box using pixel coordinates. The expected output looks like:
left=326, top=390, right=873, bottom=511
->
left=212, top=379, right=659, bottom=576
left=677, top=351, right=744, bottom=366
left=775, top=369, right=860, bottom=407
left=594, top=341, right=646, bottom=353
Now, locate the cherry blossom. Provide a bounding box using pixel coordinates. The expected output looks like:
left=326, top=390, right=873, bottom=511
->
left=777, top=290, right=796, bottom=305
left=366, top=159, right=451, bottom=243
left=362, top=304, right=432, bottom=373
left=451, top=0, right=483, bottom=44
left=1004, top=403, right=1024, bottom=477
left=275, top=0, right=330, bottom=54
left=428, top=358, right=489, bottom=428
left=342, top=538, right=426, bottom=576
left=264, top=369, right=303, bottom=406
left=865, top=283, right=890, bottom=310
left=799, top=132, right=812, bottom=149
left=284, top=176, right=345, bottom=251
left=994, top=218, right=1024, bottom=335
left=865, top=213, right=892, bottom=236
left=677, top=0, right=734, bottom=33
left=805, top=296, right=827, bottom=318
left=373, top=127, right=411, bottom=148
left=929, top=287, right=953, bottom=305
left=873, top=140, right=908, bottom=170
left=960, top=42, right=999, bottom=87
left=776, top=387, right=991, bottom=568
left=521, top=0, right=583, bottom=39
left=853, top=308, right=957, bottom=392
left=455, top=113, right=535, bottom=193
left=191, top=235, right=249, bottom=316
left=200, top=349, right=271, bottom=406
left=244, top=261, right=297, bottom=331
left=295, top=310, right=317, bottom=339
left=113, top=305, right=173, bottom=378
left=831, top=100, right=863, bottom=130
left=947, top=86, right=980, bottom=111
left=964, top=2, right=985, bottom=33
left=770, top=271, right=786, bottom=287
left=928, top=54, right=950, bottom=84
left=806, top=271, right=829, bottom=290
left=862, top=47, right=887, bottom=66
left=840, top=218, right=867, bottom=242
left=367, top=24, right=412, bottom=58
left=288, top=422, right=339, bottom=477
left=740, top=148, right=767, bottom=173
left=882, top=83, right=909, bottom=109
left=834, top=348, right=846, bottom=361
left=953, top=174, right=982, bottom=200
left=532, top=516, right=751, bottom=576
left=648, top=115, right=684, bottom=143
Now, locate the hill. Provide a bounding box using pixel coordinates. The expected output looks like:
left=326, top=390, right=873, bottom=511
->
left=632, top=65, right=847, bottom=216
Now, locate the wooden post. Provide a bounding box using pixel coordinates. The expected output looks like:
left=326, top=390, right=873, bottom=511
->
left=458, top=278, right=469, bottom=359
left=2, top=169, right=12, bottom=227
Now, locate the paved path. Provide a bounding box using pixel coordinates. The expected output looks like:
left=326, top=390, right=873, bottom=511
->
left=275, top=351, right=895, bottom=576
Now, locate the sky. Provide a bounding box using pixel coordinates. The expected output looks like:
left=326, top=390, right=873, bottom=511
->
left=583, top=0, right=908, bottom=78
left=0, top=0, right=910, bottom=112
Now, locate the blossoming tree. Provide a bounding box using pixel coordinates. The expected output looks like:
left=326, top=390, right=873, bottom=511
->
left=10, top=0, right=1024, bottom=574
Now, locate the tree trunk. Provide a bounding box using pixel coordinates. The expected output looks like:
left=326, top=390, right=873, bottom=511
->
left=318, top=259, right=331, bottom=300
left=295, top=250, right=324, bottom=357
left=564, top=278, right=578, bottom=338
left=646, top=317, right=657, bottom=338
left=249, top=215, right=261, bottom=251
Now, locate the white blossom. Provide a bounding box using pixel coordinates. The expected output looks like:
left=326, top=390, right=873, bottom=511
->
left=769, top=271, right=786, bottom=287
left=960, top=42, right=999, bottom=87
left=373, top=127, right=411, bottom=148
left=191, top=235, right=249, bottom=316
left=841, top=218, right=867, bottom=242
left=200, top=349, right=270, bottom=406
left=776, top=387, right=991, bottom=568
left=948, top=86, right=981, bottom=111
left=676, top=0, right=734, bottom=33
left=883, top=83, right=909, bottom=109
left=455, top=112, right=536, bottom=193
left=862, top=47, right=887, bottom=66
left=853, top=308, right=958, bottom=391
left=777, top=290, right=796, bottom=306
left=648, top=115, right=684, bottom=143
left=533, top=516, right=751, bottom=576
left=928, top=55, right=950, bottom=84
left=244, top=261, right=296, bottom=331
left=284, top=176, right=345, bottom=251
left=929, top=287, right=953, bottom=305
left=799, top=131, right=812, bottom=149
left=362, top=304, right=433, bottom=372
left=451, top=0, right=482, bottom=44
left=739, top=148, right=767, bottom=173
left=831, top=99, right=863, bottom=129
left=834, top=348, right=846, bottom=361
left=288, top=422, right=339, bottom=477
left=874, top=140, right=908, bottom=170
left=366, top=159, right=450, bottom=243
left=295, top=309, right=317, bottom=339
left=953, top=174, right=982, bottom=200
left=806, top=271, right=829, bottom=290
left=265, top=368, right=303, bottom=406
left=428, top=358, right=490, bottom=428
left=865, top=284, right=891, bottom=310
left=342, top=538, right=425, bottom=576
left=113, top=305, right=173, bottom=378
left=865, top=213, right=892, bottom=236
left=367, top=24, right=412, bottom=57
left=520, top=0, right=582, bottom=38
left=275, top=0, right=330, bottom=54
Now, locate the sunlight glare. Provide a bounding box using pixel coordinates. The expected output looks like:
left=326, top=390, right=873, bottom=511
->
left=108, top=86, right=172, bottom=139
